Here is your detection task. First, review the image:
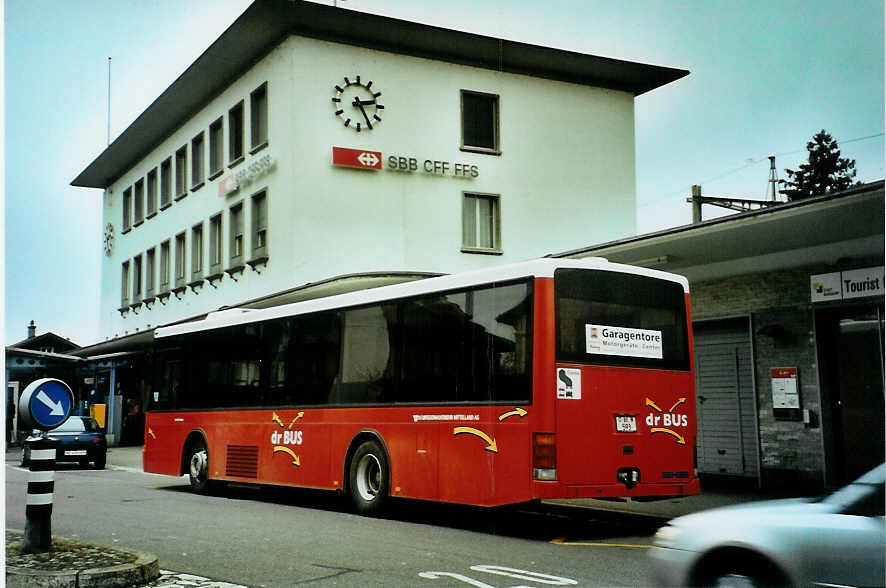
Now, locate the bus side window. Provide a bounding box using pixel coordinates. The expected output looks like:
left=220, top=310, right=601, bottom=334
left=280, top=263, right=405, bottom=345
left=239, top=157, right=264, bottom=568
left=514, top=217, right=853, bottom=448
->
left=165, top=359, right=181, bottom=409
left=266, top=318, right=295, bottom=406
left=401, top=294, right=463, bottom=403
left=229, top=324, right=261, bottom=407
left=336, top=305, right=397, bottom=405
left=287, top=312, right=341, bottom=406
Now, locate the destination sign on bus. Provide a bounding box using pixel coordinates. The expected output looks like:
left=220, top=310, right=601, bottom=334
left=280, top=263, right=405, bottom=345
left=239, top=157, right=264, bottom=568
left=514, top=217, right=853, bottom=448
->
left=586, top=324, right=663, bottom=359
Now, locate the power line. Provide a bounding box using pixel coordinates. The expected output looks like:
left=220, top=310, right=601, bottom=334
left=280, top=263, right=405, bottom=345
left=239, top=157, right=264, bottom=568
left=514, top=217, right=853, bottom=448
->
left=638, top=131, right=884, bottom=209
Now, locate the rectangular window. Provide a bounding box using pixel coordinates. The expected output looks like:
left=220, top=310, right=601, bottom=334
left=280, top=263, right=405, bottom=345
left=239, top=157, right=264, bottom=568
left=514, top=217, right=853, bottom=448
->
left=159, top=240, right=171, bottom=292
left=461, top=90, right=500, bottom=153
left=335, top=304, right=399, bottom=404
left=209, top=118, right=224, bottom=177
left=174, top=232, right=186, bottom=288
left=250, top=83, right=268, bottom=151
left=121, top=261, right=130, bottom=307
left=191, top=132, right=204, bottom=189
left=229, top=101, right=244, bottom=164
left=132, top=254, right=143, bottom=303
left=251, top=191, right=267, bottom=259
left=160, top=158, right=172, bottom=208
left=462, top=192, right=501, bottom=253
left=229, top=202, right=244, bottom=267
left=400, top=281, right=532, bottom=403
left=191, top=223, right=204, bottom=281
left=134, top=179, right=144, bottom=225
left=555, top=269, right=690, bottom=371
left=146, top=169, right=158, bottom=217
left=122, top=187, right=132, bottom=232
left=175, top=145, right=187, bottom=199
left=209, top=213, right=223, bottom=275
left=146, top=247, right=156, bottom=298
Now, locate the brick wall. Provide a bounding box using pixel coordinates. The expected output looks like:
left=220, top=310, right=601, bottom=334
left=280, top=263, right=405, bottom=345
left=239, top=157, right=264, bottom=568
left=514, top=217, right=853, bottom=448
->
left=692, top=268, right=825, bottom=490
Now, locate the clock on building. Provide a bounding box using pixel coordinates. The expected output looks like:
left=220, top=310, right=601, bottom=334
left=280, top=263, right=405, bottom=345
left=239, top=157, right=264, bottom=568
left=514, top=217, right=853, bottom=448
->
left=103, top=223, right=115, bottom=257
left=332, top=75, right=383, bottom=131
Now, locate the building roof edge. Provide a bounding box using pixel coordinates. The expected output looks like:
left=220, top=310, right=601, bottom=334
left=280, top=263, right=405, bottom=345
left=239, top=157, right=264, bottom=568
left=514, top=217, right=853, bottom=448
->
left=71, top=0, right=687, bottom=189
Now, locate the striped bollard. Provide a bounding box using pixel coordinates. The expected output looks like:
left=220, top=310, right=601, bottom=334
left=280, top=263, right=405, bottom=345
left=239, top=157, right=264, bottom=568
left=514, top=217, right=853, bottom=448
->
left=23, top=435, right=59, bottom=553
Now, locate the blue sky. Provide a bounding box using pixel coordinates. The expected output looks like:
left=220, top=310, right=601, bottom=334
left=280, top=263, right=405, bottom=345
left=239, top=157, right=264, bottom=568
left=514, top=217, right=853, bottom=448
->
left=4, top=0, right=883, bottom=347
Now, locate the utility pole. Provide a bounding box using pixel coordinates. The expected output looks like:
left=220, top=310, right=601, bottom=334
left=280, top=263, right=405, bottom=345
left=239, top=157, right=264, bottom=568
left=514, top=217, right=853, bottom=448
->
left=768, top=155, right=778, bottom=201
left=107, top=57, right=112, bottom=146
left=687, top=184, right=781, bottom=224
left=691, top=185, right=702, bottom=224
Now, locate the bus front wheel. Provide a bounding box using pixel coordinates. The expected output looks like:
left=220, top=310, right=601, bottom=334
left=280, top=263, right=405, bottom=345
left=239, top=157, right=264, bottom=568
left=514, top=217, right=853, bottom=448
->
left=348, top=440, right=389, bottom=516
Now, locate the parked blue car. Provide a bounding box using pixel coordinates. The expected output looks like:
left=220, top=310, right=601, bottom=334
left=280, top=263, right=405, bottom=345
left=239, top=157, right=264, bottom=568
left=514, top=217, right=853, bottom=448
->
left=20, top=416, right=107, bottom=470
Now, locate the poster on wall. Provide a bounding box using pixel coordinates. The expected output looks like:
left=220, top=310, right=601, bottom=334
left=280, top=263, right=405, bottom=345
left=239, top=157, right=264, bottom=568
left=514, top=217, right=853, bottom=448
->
left=771, top=367, right=801, bottom=421
left=771, top=367, right=799, bottom=408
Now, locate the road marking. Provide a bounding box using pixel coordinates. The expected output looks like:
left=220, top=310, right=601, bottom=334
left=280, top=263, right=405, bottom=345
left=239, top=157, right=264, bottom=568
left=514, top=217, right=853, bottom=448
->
left=550, top=537, right=649, bottom=549
left=148, top=570, right=246, bottom=587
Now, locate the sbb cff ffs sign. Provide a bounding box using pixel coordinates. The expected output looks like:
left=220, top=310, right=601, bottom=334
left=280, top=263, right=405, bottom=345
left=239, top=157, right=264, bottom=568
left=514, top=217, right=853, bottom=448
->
left=332, top=147, right=381, bottom=170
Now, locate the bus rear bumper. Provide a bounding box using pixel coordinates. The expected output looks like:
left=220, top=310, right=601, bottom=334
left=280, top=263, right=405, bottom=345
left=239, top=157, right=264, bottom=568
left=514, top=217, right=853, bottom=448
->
left=532, top=478, right=700, bottom=500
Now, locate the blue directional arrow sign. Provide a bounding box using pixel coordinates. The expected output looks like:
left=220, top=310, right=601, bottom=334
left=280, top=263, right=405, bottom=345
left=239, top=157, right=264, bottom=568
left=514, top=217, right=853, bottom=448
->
left=19, top=378, right=74, bottom=431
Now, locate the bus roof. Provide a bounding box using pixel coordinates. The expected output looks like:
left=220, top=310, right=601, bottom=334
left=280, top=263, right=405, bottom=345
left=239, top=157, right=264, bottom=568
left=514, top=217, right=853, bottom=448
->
left=155, top=258, right=689, bottom=339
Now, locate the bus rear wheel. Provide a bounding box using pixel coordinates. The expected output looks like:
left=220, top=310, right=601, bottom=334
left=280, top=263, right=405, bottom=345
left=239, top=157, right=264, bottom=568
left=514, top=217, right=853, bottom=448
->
left=348, top=440, right=389, bottom=516
left=187, top=441, right=211, bottom=493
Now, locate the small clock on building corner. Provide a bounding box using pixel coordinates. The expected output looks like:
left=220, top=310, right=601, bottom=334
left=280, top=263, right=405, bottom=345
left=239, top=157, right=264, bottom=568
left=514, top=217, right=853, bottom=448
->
left=103, top=223, right=115, bottom=257
left=332, top=75, right=384, bottom=132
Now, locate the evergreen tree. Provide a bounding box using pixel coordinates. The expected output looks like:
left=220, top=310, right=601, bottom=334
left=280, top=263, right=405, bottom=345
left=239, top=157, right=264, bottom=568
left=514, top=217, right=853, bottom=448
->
left=779, top=129, right=858, bottom=201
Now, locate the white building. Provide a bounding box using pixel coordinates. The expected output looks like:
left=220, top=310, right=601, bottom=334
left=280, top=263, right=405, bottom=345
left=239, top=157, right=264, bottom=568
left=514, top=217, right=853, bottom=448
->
left=73, top=0, right=687, bottom=343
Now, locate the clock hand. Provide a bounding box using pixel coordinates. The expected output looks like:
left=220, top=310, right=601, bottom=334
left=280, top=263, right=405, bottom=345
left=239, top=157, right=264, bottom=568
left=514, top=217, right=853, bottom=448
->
left=353, top=96, right=372, bottom=127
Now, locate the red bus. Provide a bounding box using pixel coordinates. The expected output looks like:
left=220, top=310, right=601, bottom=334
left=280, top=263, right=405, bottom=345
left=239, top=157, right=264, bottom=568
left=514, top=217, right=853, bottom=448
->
left=144, top=258, right=698, bottom=514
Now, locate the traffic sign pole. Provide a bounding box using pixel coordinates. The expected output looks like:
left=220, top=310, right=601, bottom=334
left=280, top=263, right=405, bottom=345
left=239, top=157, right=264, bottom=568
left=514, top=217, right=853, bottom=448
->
left=23, top=435, right=58, bottom=553
left=17, top=379, right=73, bottom=554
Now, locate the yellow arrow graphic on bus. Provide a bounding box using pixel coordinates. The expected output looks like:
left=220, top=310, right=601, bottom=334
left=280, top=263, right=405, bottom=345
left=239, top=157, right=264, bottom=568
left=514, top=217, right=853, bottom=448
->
left=651, top=428, right=686, bottom=445
left=498, top=407, right=528, bottom=422
left=273, top=446, right=301, bottom=466
left=645, top=398, right=663, bottom=413
left=669, top=398, right=687, bottom=412
left=288, top=412, right=305, bottom=429
left=271, top=412, right=285, bottom=428
left=147, top=428, right=156, bottom=440
left=453, top=427, right=498, bottom=453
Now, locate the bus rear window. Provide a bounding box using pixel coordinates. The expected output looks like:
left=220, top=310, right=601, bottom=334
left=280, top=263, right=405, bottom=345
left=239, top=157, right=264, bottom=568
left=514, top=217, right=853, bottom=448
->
left=555, top=269, right=689, bottom=370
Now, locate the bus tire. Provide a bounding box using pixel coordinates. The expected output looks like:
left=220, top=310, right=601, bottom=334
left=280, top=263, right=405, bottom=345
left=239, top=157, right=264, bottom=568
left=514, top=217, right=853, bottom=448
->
left=186, top=440, right=212, bottom=494
left=348, top=440, right=389, bottom=516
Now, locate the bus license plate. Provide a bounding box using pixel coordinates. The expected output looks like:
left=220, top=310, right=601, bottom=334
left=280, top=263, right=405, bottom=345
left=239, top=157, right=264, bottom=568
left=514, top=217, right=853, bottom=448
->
left=615, top=415, right=637, bottom=433
left=66, top=450, right=87, bottom=456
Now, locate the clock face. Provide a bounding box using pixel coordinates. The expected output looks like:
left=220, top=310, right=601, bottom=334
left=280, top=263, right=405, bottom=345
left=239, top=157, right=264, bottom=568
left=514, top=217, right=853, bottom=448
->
left=332, top=75, right=383, bottom=132
left=103, top=223, right=115, bottom=257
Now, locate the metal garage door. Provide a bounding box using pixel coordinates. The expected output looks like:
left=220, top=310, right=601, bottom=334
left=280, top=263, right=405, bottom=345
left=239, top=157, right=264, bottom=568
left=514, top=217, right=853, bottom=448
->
left=694, top=320, right=759, bottom=478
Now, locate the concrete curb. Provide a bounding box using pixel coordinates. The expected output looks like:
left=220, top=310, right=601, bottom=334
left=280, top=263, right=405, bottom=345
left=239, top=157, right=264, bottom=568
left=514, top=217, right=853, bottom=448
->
left=6, top=549, right=159, bottom=588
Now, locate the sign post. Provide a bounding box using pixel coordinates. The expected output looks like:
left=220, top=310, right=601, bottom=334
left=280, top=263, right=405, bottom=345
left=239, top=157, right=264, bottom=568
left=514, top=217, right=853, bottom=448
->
left=17, top=378, right=74, bottom=553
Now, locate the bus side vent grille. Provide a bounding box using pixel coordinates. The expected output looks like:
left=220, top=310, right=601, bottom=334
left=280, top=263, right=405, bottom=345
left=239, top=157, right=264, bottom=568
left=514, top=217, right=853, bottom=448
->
left=226, top=445, right=259, bottom=479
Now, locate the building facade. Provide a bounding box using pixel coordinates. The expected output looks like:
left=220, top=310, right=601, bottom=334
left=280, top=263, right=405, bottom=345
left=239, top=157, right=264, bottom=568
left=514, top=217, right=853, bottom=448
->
left=74, top=0, right=686, bottom=343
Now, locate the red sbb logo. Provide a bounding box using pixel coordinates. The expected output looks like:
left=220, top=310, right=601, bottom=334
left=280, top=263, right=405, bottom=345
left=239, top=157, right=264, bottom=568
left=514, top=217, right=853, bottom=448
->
left=332, top=147, right=382, bottom=170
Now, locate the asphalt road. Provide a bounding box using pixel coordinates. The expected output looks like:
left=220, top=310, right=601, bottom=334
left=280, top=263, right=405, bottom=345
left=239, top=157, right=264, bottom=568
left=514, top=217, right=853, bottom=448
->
left=6, top=447, right=664, bottom=587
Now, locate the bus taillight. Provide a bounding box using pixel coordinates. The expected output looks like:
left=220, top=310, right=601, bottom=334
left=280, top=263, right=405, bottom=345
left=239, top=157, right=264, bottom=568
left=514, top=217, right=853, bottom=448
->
left=533, top=433, right=557, bottom=481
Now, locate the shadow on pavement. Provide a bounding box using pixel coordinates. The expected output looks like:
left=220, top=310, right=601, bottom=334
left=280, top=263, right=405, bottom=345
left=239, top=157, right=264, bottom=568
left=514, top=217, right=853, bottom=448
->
left=147, top=481, right=663, bottom=543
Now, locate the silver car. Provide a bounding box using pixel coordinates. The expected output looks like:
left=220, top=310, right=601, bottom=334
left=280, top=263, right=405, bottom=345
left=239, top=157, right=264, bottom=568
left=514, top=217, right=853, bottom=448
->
left=649, top=464, right=884, bottom=587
